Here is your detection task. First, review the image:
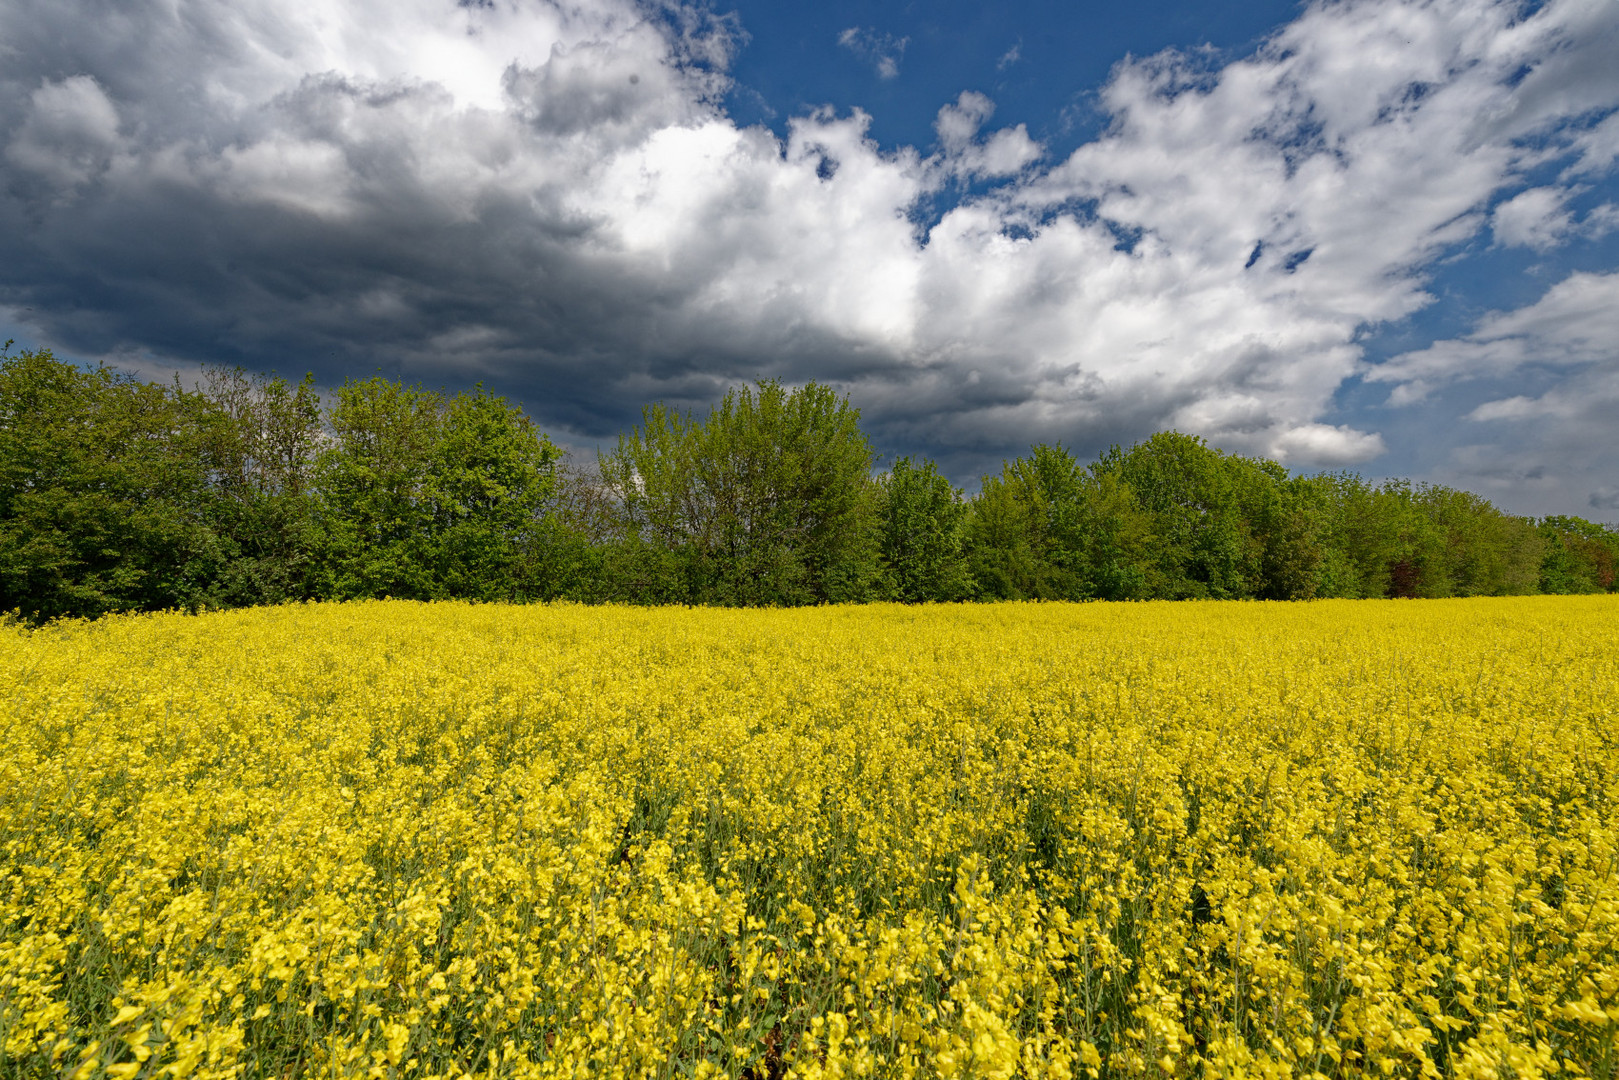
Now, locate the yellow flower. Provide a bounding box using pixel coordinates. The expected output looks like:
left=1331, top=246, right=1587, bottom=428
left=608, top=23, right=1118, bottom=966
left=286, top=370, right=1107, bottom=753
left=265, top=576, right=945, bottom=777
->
left=1, top=597, right=1613, bottom=1077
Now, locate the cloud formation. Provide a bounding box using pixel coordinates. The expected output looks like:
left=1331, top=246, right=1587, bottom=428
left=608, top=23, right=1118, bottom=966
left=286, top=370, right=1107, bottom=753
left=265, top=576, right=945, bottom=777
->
left=837, top=27, right=909, bottom=81
left=933, top=92, right=1041, bottom=179
left=1, top=0, right=1617, bottom=504
left=1491, top=186, right=1576, bottom=251
left=1369, top=271, right=1619, bottom=512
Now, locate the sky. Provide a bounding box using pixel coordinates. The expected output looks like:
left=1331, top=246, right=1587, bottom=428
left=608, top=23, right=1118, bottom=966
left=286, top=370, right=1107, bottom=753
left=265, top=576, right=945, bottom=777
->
left=1, top=0, right=1617, bottom=517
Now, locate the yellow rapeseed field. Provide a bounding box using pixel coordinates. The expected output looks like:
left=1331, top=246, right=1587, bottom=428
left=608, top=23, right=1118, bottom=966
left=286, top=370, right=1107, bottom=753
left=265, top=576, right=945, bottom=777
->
left=2, top=598, right=1616, bottom=1080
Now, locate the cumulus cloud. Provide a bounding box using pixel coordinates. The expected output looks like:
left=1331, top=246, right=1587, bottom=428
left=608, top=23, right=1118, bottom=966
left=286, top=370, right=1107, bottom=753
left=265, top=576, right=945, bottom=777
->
left=1487, top=183, right=1616, bottom=250
left=1491, top=186, right=1575, bottom=250
left=1270, top=424, right=1388, bottom=467
left=1566, top=111, right=1619, bottom=177
left=1374, top=271, right=1619, bottom=514
left=933, top=92, right=1041, bottom=179
left=1587, top=201, right=1619, bottom=238
left=5, top=76, right=124, bottom=197
left=837, top=27, right=908, bottom=80
left=0, top=0, right=1617, bottom=493
left=1372, top=271, right=1619, bottom=391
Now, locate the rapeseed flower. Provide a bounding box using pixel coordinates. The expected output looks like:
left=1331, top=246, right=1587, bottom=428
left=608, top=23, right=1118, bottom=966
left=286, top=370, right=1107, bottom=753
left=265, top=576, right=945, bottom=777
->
left=1, top=598, right=1615, bottom=1078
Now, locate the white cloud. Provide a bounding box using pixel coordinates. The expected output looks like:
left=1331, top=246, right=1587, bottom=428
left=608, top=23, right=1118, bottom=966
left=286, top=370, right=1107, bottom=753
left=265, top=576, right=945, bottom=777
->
left=1488, top=182, right=1619, bottom=251
left=1431, top=358, right=1619, bottom=510
left=1466, top=394, right=1569, bottom=421
left=837, top=27, right=908, bottom=80
left=1376, top=270, right=1619, bottom=515
left=1269, top=423, right=1387, bottom=466
left=5, top=76, right=124, bottom=195
left=1587, top=201, right=1619, bottom=238
left=0, top=0, right=1617, bottom=490
left=1566, top=110, right=1619, bottom=177
left=933, top=92, right=1041, bottom=179
left=1491, top=185, right=1575, bottom=250
left=1371, top=270, right=1619, bottom=391
left=934, top=91, right=994, bottom=149
left=213, top=131, right=357, bottom=218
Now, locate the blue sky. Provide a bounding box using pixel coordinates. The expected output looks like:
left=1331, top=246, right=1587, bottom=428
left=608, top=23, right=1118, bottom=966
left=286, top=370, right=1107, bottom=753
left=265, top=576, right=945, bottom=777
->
left=1, top=0, right=1617, bottom=516
left=721, top=0, right=1304, bottom=153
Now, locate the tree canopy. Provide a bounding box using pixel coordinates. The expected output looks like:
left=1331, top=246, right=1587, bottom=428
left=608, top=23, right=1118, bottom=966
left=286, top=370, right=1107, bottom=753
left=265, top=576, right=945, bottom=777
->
left=2, top=346, right=1614, bottom=621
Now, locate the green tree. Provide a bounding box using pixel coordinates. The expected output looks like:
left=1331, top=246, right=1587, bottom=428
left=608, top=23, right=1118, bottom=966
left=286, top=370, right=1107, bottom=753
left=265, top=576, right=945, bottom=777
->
left=601, top=380, right=884, bottom=605
left=195, top=366, right=323, bottom=606
left=312, top=378, right=558, bottom=600
left=1312, top=475, right=1396, bottom=598
left=1323, top=480, right=1542, bottom=600
left=964, top=444, right=1155, bottom=601
left=517, top=451, right=687, bottom=605
left=1252, top=470, right=1331, bottom=601
left=1415, top=484, right=1543, bottom=597
left=1095, top=432, right=1263, bottom=599
left=0, top=348, right=224, bottom=620
left=421, top=387, right=560, bottom=600
left=1538, top=516, right=1619, bottom=593
left=962, top=465, right=1050, bottom=600
left=1314, top=478, right=1447, bottom=598
left=312, top=377, right=443, bottom=599
left=1295, top=474, right=1370, bottom=598
left=878, top=456, right=973, bottom=602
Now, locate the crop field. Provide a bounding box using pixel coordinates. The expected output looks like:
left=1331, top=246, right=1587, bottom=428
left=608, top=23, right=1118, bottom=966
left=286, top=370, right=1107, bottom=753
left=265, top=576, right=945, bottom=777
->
left=1, top=599, right=1616, bottom=1080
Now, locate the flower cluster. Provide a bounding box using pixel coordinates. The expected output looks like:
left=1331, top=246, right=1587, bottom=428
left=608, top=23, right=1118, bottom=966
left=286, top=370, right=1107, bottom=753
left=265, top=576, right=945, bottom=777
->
left=2, top=598, right=1615, bottom=1078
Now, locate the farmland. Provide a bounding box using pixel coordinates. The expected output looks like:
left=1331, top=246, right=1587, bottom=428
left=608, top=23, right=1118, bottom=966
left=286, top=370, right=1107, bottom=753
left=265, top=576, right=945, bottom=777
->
left=2, top=598, right=1616, bottom=1078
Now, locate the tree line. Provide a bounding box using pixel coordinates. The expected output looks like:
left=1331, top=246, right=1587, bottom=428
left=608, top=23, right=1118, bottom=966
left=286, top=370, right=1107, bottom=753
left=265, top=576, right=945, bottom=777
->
left=1, top=346, right=1614, bottom=622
